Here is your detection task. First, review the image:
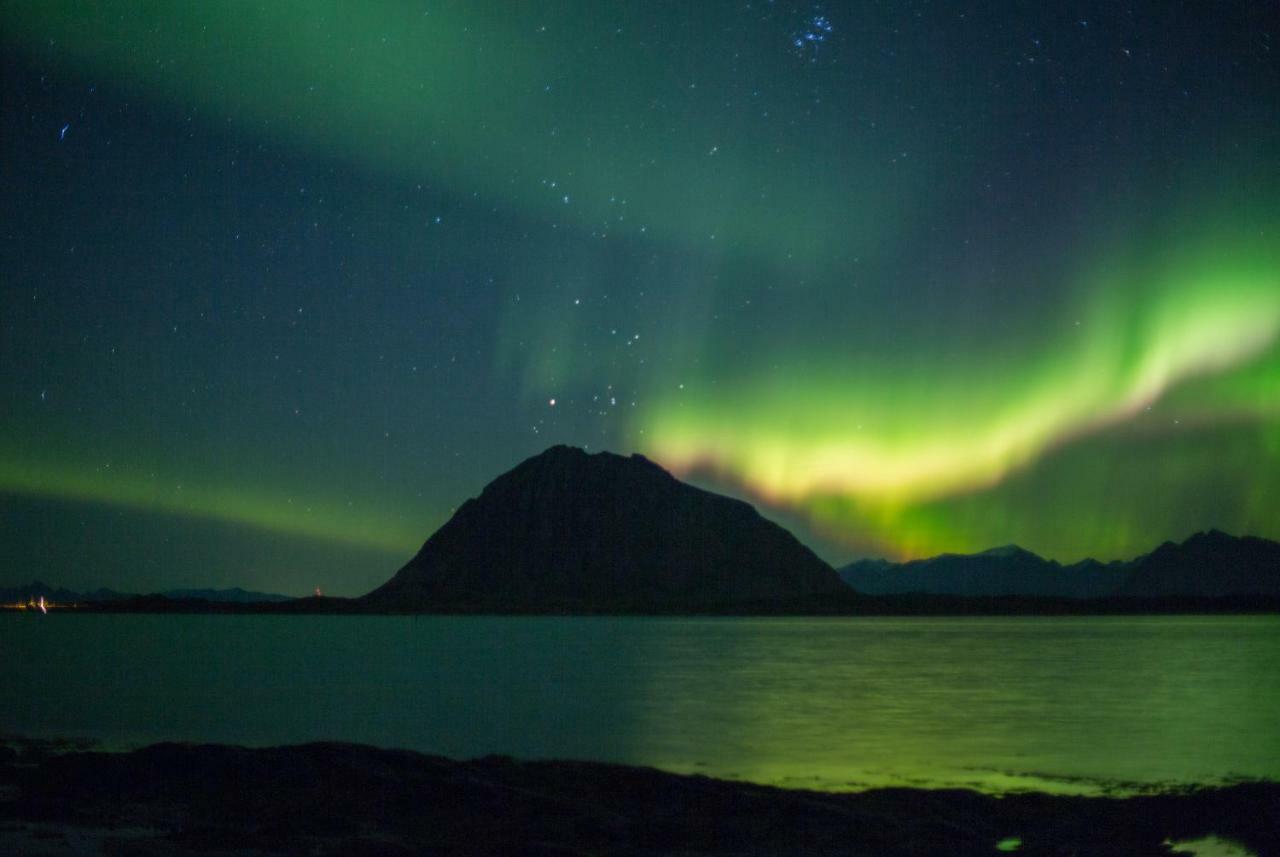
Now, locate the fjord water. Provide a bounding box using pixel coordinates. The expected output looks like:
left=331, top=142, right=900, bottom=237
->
left=3, top=615, right=1277, bottom=793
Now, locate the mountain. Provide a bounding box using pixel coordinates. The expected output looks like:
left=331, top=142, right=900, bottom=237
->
left=0, top=581, right=131, bottom=604
left=1119, top=530, right=1280, bottom=597
left=839, top=531, right=1280, bottom=599
left=362, top=445, right=851, bottom=612
left=839, top=546, right=1122, bottom=598
left=161, top=587, right=294, bottom=603
left=0, top=582, right=291, bottom=605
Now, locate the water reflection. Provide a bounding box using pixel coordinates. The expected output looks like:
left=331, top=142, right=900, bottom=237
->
left=2, top=614, right=1277, bottom=794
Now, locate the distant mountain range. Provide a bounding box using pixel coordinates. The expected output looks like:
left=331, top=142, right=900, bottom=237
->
left=0, top=581, right=292, bottom=605
left=839, top=530, right=1280, bottom=599
left=361, top=444, right=851, bottom=612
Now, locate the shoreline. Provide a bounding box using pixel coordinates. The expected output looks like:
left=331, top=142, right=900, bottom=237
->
left=3, top=739, right=1277, bottom=856
left=8, top=735, right=1263, bottom=800
left=7, top=591, right=1280, bottom=617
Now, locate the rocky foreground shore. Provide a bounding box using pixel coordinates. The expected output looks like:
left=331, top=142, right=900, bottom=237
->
left=2, top=741, right=1277, bottom=856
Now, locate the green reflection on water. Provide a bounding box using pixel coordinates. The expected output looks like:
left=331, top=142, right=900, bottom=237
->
left=2, top=615, right=1277, bottom=794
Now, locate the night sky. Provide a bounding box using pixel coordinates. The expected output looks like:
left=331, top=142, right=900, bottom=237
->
left=2, top=2, right=1277, bottom=596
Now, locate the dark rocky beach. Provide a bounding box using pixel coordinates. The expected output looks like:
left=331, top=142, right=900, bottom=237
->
left=2, top=740, right=1276, bottom=856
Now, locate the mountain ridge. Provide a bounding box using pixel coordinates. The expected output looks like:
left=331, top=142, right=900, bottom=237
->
left=361, top=444, right=852, bottom=612
left=0, top=582, right=293, bottom=605
left=839, top=529, right=1280, bottom=599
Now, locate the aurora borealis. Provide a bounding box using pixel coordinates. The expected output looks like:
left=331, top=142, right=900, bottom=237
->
left=1, top=2, right=1277, bottom=593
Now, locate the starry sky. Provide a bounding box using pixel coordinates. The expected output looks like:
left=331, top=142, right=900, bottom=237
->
left=2, top=2, right=1277, bottom=596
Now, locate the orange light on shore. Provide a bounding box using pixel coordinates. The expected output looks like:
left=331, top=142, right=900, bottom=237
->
left=1, top=597, right=79, bottom=612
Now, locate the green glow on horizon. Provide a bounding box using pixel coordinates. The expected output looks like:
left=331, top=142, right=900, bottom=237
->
left=0, top=454, right=419, bottom=557
left=803, top=419, right=1280, bottom=562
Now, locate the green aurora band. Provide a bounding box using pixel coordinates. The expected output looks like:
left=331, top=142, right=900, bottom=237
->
left=4, top=2, right=1277, bottom=565
left=0, top=453, right=419, bottom=557
left=644, top=226, right=1280, bottom=559
left=0, top=1, right=905, bottom=266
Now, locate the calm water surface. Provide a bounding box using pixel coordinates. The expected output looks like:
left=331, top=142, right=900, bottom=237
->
left=3, top=614, right=1277, bottom=793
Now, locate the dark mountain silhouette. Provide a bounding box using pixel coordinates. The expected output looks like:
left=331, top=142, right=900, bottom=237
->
left=839, top=546, right=1122, bottom=598
left=1119, top=529, right=1280, bottom=597
left=362, top=445, right=851, bottom=612
left=160, top=587, right=293, bottom=603
left=839, top=530, right=1280, bottom=599
left=0, top=582, right=291, bottom=604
